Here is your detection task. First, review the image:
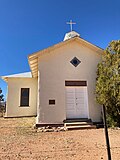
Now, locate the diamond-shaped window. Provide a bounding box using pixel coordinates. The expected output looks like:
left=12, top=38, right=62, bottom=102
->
left=70, top=57, right=81, bottom=67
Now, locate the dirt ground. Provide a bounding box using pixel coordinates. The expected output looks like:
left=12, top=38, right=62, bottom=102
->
left=0, top=117, right=120, bottom=160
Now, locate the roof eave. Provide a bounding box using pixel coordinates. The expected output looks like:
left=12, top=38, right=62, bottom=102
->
left=0, top=76, right=8, bottom=83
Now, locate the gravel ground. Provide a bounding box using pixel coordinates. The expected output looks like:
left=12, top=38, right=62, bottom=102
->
left=0, top=117, right=120, bottom=160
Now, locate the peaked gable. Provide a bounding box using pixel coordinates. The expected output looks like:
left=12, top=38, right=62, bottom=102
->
left=28, top=37, right=103, bottom=77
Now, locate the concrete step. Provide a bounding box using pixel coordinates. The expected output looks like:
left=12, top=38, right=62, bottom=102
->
left=64, top=122, right=93, bottom=126
left=63, top=118, right=91, bottom=123
left=63, top=119, right=96, bottom=130
left=65, top=124, right=96, bottom=130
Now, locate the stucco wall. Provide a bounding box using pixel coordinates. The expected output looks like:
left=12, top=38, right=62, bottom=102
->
left=37, top=40, right=102, bottom=124
left=5, top=78, right=37, bottom=117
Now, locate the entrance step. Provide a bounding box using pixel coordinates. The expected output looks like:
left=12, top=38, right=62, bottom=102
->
left=63, top=119, right=96, bottom=130
left=65, top=125, right=96, bottom=130
left=63, top=118, right=91, bottom=123
left=64, top=121, right=93, bottom=126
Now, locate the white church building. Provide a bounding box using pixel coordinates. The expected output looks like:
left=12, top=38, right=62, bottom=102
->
left=1, top=30, right=103, bottom=126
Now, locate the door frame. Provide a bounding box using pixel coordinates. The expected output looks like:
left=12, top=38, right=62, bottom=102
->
left=65, top=80, right=90, bottom=119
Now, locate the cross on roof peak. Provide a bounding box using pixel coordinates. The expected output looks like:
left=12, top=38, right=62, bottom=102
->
left=66, top=20, right=76, bottom=32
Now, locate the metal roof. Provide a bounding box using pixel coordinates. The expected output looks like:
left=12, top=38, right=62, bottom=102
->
left=1, top=72, right=32, bottom=82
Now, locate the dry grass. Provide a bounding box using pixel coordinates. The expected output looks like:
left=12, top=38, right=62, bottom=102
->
left=0, top=117, right=120, bottom=160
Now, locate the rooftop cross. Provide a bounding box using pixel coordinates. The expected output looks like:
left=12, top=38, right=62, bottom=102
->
left=66, top=20, right=76, bottom=32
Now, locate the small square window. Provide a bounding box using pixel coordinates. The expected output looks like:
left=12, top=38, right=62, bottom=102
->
left=70, top=57, right=81, bottom=67
left=49, top=100, right=55, bottom=105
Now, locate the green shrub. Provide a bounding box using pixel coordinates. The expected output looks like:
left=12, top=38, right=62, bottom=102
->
left=106, top=114, right=117, bottom=128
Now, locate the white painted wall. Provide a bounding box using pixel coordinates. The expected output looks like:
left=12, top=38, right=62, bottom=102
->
left=37, top=40, right=102, bottom=124
left=5, top=78, right=37, bottom=117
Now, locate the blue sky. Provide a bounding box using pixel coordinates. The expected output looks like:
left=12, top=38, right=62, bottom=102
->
left=0, top=0, right=120, bottom=100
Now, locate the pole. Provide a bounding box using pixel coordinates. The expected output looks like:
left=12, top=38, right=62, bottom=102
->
left=102, top=104, right=112, bottom=160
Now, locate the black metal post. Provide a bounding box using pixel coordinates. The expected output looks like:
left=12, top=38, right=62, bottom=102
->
left=103, top=104, right=112, bottom=160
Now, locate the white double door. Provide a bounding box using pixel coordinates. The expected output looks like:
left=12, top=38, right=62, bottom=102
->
left=66, top=87, right=89, bottom=119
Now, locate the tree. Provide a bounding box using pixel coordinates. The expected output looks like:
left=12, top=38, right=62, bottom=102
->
left=96, top=40, right=120, bottom=127
left=0, top=88, right=4, bottom=103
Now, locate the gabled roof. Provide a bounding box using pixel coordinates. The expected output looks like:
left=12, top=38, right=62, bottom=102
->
left=28, top=36, right=103, bottom=78
left=1, top=72, right=32, bottom=82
